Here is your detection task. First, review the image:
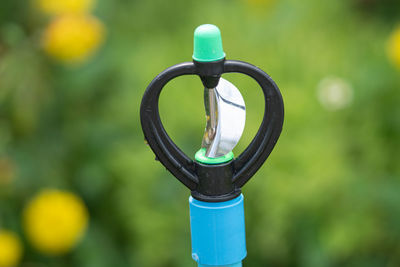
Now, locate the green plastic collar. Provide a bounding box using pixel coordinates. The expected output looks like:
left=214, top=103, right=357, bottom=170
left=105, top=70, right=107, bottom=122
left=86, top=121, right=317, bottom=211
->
left=192, top=24, right=225, bottom=62
left=195, top=148, right=234, bottom=164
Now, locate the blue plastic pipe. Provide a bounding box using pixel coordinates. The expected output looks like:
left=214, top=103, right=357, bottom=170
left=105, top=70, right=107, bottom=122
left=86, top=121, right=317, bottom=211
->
left=198, top=263, right=242, bottom=267
left=189, top=194, right=247, bottom=266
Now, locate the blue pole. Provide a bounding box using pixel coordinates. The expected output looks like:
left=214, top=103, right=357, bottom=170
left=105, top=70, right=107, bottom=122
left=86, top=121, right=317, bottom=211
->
left=189, top=194, right=247, bottom=266
left=199, top=263, right=242, bottom=267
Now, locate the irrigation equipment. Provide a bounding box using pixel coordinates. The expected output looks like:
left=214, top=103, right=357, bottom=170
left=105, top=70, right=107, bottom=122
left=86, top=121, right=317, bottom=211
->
left=140, top=24, right=284, bottom=267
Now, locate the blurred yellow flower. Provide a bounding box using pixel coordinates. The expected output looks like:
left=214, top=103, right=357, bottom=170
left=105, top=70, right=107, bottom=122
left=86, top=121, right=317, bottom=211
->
left=387, top=26, right=400, bottom=69
left=0, top=230, right=23, bottom=267
left=23, top=189, right=89, bottom=255
left=42, top=15, right=105, bottom=64
left=35, top=0, right=95, bottom=15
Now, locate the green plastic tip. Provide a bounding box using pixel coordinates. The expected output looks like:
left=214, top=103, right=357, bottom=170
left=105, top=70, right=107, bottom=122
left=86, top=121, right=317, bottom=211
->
left=192, top=24, right=225, bottom=62
left=195, top=148, right=234, bottom=164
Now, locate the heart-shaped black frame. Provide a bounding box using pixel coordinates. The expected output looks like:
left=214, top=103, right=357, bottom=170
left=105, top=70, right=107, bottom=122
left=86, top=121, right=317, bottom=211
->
left=140, top=60, right=284, bottom=202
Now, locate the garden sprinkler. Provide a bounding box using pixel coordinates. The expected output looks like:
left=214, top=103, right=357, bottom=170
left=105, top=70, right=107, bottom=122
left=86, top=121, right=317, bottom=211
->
left=140, top=24, right=284, bottom=266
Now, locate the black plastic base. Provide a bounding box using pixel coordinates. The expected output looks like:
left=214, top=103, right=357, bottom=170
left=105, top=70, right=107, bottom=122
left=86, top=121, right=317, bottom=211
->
left=190, top=160, right=241, bottom=202
left=195, top=160, right=234, bottom=195
left=191, top=188, right=241, bottom=202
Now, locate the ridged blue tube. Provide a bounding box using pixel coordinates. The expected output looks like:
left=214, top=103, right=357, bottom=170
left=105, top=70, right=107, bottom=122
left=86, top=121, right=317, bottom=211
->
left=189, top=194, right=247, bottom=266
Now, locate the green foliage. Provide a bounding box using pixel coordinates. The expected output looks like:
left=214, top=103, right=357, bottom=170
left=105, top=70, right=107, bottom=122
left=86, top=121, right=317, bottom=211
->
left=0, top=0, right=400, bottom=266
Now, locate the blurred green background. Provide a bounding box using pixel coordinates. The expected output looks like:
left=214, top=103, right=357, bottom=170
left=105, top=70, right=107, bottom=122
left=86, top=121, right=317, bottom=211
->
left=1, top=0, right=400, bottom=266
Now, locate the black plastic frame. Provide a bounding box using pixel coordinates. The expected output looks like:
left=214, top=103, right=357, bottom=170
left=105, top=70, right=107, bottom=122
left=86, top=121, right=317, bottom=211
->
left=140, top=60, right=284, bottom=202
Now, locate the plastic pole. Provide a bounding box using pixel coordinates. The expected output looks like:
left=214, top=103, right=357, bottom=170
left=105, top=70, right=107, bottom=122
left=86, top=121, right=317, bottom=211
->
left=189, top=194, right=247, bottom=266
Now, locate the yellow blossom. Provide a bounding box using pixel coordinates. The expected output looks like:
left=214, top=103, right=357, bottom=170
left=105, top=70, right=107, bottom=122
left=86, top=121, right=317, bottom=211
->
left=42, top=14, right=105, bottom=64
left=0, top=230, right=23, bottom=267
left=35, top=0, right=95, bottom=16
left=387, top=26, right=400, bottom=69
left=23, top=189, right=89, bottom=255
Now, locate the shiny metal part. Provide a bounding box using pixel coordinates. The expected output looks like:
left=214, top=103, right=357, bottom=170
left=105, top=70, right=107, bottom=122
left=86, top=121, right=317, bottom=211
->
left=202, top=78, right=246, bottom=158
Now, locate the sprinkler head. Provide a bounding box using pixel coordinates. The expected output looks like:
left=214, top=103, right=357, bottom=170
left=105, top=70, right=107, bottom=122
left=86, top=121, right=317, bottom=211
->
left=140, top=24, right=284, bottom=202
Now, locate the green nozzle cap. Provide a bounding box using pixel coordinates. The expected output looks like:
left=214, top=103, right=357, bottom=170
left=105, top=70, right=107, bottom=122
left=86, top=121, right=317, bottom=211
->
left=195, top=148, right=234, bottom=164
left=193, top=24, right=225, bottom=62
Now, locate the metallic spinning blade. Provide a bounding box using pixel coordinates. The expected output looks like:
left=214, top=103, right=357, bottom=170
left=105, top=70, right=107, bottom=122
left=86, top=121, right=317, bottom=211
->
left=202, top=78, right=246, bottom=158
